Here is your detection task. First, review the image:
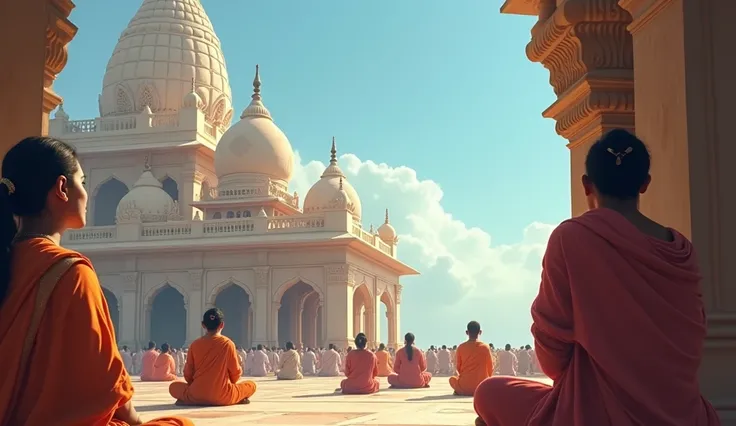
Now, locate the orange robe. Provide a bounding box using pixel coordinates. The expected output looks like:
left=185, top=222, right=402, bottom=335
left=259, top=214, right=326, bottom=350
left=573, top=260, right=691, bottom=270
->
left=0, top=238, right=191, bottom=426
left=140, top=349, right=158, bottom=381
left=149, top=352, right=177, bottom=381
left=169, top=334, right=257, bottom=405
left=449, top=340, right=493, bottom=396
left=387, top=346, right=432, bottom=388
left=340, top=349, right=380, bottom=394
left=375, top=349, right=393, bottom=377
left=474, top=209, right=720, bottom=426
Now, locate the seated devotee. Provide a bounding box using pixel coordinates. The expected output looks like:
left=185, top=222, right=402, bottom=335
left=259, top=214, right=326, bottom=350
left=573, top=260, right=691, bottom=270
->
left=277, top=341, right=304, bottom=380
left=302, top=347, right=318, bottom=375
left=0, top=136, right=192, bottom=425
left=169, top=308, right=257, bottom=406
left=376, top=343, right=394, bottom=377
left=318, top=344, right=342, bottom=376
left=516, top=345, right=532, bottom=376
left=340, top=333, right=380, bottom=394
left=426, top=345, right=438, bottom=374
left=437, top=345, right=453, bottom=375
left=449, top=321, right=493, bottom=396
left=496, top=344, right=518, bottom=376
left=249, top=344, right=271, bottom=377
left=143, top=342, right=177, bottom=381
left=473, top=129, right=721, bottom=426
left=121, top=345, right=133, bottom=373
left=387, top=333, right=432, bottom=388
left=140, top=340, right=159, bottom=381
left=268, top=346, right=280, bottom=372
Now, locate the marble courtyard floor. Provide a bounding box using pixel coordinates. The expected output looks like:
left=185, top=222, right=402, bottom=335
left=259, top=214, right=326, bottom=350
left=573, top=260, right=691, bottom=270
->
left=133, top=375, right=552, bottom=425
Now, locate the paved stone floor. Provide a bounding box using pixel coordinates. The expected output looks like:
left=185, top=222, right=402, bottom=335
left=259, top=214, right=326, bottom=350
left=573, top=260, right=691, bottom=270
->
left=134, top=375, right=552, bottom=425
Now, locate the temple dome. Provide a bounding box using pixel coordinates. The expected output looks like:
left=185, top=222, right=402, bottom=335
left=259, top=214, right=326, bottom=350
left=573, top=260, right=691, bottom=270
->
left=99, top=0, right=233, bottom=128
left=214, top=65, right=294, bottom=185
left=303, top=138, right=362, bottom=220
left=377, top=209, right=397, bottom=243
left=116, top=164, right=177, bottom=223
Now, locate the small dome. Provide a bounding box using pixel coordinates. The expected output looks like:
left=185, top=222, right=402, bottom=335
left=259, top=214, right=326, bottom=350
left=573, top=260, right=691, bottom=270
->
left=377, top=209, right=397, bottom=243
left=182, top=80, right=203, bottom=109
left=214, top=65, right=294, bottom=185
left=54, top=104, right=69, bottom=120
left=116, top=163, right=177, bottom=223
left=303, top=138, right=362, bottom=219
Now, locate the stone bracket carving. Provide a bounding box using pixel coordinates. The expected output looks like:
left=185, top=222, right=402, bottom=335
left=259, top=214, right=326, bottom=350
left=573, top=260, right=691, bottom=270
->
left=325, top=264, right=355, bottom=286
left=395, top=283, right=403, bottom=304
left=254, top=266, right=270, bottom=287
left=121, top=272, right=138, bottom=292
left=44, top=0, right=78, bottom=113
left=188, top=269, right=204, bottom=291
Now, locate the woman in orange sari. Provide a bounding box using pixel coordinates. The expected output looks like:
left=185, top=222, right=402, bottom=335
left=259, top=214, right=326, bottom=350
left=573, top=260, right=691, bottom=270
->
left=375, top=343, right=393, bottom=377
left=0, top=137, right=192, bottom=426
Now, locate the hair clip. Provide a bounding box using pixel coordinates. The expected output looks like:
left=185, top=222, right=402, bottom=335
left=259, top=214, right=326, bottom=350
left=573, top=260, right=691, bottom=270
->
left=209, top=314, right=216, bottom=320
left=0, top=178, right=15, bottom=195
left=607, top=147, right=633, bottom=166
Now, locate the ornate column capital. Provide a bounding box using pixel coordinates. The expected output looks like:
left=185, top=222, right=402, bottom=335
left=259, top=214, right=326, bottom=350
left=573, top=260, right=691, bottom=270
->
left=254, top=266, right=270, bottom=288
left=325, top=264, right=355, bottom=286
left=527, top=0, right=634, bottom=146
left=44, top=0, right=78, bottom=113
left=395, top=283, right=402, bottom=304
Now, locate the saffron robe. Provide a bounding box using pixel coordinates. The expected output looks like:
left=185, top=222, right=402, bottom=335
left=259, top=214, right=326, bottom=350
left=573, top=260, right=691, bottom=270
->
left=277, top=349, right=303, bottom=380
left=387, top=346, right=432, bottom=388
left=375, top=349, right=394, bottom=377
left=449, top=340, right=493, bottom=396
left=474, top=208, right=720, bottom=426
left=437, top=348, right=452, bottom=374
left=426, top=349, right=438, bottom=374
left=0, top=239, right=190, bottom=426
left=517, top=349, right=531, bottom=376
left=318, top=349, right=342, bottom=376
left=140, top=349, right=158, bottom=381
left=169, top=334, right=256, bottom=406
left=341, top=349, right=380, bottom=394
left=249, top=350, right=270, bottom=377
left=150, top=352, right=177, bottom=381
left=496, top=350, right=518, bottom=376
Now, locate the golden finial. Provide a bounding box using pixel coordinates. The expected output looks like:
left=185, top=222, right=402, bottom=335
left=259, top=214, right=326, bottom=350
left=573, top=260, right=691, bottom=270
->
left=252, top=64, right=262, bottom=101
left=385, top=208, right=390, bottom=224
left=330, top=137, right=337, bottom=164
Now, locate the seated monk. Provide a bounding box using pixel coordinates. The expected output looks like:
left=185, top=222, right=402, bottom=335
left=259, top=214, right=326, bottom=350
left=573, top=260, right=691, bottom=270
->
left=148, top=343, right=177, bottom=381
left=169, top=308, right=257, bottom=406
left=140, top=340, right=158, bottom=381
left=0, top=136, right=191, bottom=425
left=340, top=333, right=380, bottom=394
left=387, top=332, right=431, bottom=388
left=276, top=341, right=303, bottom=380
left=474, top=130, right=721, bottom=426
left=318, top=344, right=342, bottom=376
left=449, top=321, right=493, bottom=396
left=249, top=344, right=270, bottom=377
left=375, top=343, right=393, bottom=377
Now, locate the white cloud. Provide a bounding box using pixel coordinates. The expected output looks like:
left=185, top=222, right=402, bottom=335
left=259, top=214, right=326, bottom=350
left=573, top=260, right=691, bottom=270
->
left=291, top=152, right=558, bottom=346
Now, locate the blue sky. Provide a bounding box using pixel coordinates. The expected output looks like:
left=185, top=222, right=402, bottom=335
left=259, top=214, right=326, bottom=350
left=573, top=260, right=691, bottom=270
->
left=58, top=0, right=572, bottom=347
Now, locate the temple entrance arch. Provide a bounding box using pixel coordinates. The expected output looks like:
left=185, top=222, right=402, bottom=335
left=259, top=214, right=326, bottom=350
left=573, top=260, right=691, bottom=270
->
left=301, top=291, right=321, bottom=349
left=380, top=290, right=397, bottom=349
left=102, top=287, right=119, bottom=341
left=93, top=177, right=128, bottom=226
left=160, top=176, right=179, bottom=202
left=275, top=280, right=322, bottom=348
left=148, top=284, right=187, bottom=349
left=352, top=284, right=374, bottom=343
left=212, top=283, right=252, bottom=348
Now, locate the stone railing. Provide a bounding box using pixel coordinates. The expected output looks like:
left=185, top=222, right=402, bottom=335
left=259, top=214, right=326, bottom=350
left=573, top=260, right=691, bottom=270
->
left=64, top=213, right=395, bottom=257
left=202, top=182, right=299, bottom=208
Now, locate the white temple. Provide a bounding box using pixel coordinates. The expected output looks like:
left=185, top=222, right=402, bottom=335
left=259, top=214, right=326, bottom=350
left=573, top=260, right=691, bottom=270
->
left=50, top=0, right=417, bottom=351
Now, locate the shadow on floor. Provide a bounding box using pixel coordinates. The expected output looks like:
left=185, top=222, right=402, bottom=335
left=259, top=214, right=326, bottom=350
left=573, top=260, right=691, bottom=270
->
left=406, top=394, right=473, bottom=402
left=136, top=403, right=191, bottom=412
left=291, top=391, right=343, bottom=398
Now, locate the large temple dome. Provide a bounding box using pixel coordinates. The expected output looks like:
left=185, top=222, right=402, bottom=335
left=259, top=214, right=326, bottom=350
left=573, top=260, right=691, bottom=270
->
left=214, top=66, right=294, bottom=187
left=99, top=0, right=233, bottom=129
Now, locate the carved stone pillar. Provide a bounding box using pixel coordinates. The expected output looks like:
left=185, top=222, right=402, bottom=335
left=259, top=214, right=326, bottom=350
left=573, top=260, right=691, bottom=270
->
left=324, top=264, right=354, bottom=349
left=0, top=0, right=77, bottom=159
left=253, top=266, right=271, bottom=346
left=186, top=270, right=204, bottom=345
left=506, top=0, right=635, bottom=216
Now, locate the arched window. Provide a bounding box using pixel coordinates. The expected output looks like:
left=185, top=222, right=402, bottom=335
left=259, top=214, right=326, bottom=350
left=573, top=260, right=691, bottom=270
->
left=226, top=211, right=235, bottom=219
left=244, top=210, right=252, bottom=218
left=236, top=211, right=242, bottom=218
left=94, top=178, right=129, bottom=226
left=213, top=212, right=222, bottom=219
left=161, top=177, right=179, bottom=202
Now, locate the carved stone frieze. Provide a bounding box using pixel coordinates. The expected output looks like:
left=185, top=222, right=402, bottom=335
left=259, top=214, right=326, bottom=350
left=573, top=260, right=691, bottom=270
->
left=524, top=0, right=634, bottom=144
left=188, top=269, right=203, bottom=290
left=44, top=0, right=78, bottom=113
left=325, top=264, right=355, bottom=286
left=395, top=283, right=403, bottom=304
left=254, top=266, right=270, bottom=287
left=120, top=272, right=138, bottom=291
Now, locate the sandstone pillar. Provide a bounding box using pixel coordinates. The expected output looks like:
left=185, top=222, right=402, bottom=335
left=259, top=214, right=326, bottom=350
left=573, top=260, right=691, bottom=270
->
left=0, top=0, right=77, bottom=160
left=618, top=0, right=736, bottom=421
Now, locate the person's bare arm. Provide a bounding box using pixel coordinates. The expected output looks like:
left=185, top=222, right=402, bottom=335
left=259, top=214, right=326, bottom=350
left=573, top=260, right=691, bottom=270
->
left=114, top=399, right=142, bottom=425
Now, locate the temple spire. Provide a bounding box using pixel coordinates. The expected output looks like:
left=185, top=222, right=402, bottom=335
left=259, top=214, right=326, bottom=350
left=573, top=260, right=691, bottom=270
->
left=330, top=136, right=337, bottom=164
left=240, top=64, right=271, bottom=119
left=385, top=208, right=390, bottom=224
left=252, top=64, right=262, bottom=102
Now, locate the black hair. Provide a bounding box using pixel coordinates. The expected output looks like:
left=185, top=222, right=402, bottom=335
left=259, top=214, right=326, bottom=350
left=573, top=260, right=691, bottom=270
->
left=505, top=343, right=511, bottom=350
left=161, top=342, right=170, bottom=353
left=328, top=343, right=335, bottom=350
left=202, top=307, right=224, bottom=331
left=354, top=333, right=367, bottom=350
left=257, top=344, right=263, bottom=350
left=286, top=341, right=295, bottom=350
left=0, top=136, right=79, bottom=306
left=404, top=332, right=415, bottom=361
left=147, top=341, right=156, bottom=350
left=441, top=345, right=446, bottom=350
left=585, top=129, right=650, bottom=199
left=467, top=320, right=481, bottom=337
left=378, top=343, right=386, bottom=351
